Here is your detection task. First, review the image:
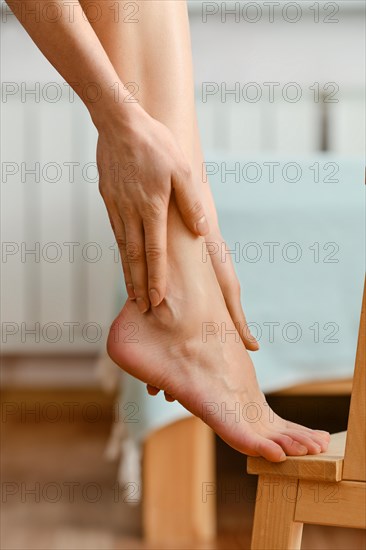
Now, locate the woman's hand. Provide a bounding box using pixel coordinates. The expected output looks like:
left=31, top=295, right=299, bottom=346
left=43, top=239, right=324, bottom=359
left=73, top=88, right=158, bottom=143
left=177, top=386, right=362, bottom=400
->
left=97, top=108, right=209, bottom=312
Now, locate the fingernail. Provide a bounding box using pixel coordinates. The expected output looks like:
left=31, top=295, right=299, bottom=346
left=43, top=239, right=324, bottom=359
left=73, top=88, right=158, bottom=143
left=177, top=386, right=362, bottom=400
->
left=136, top=297, right=148, bottom=314
left=149, top=288, right=161, bottom=307
left=127, top=284, right=136, bottom=300
left=251, top=337, right=260, bottom=349
left=196, top=216, right=209, bottom=236
left=298, top=445, right=307, bottom=454
left=279, top=452, right=287, bottom=461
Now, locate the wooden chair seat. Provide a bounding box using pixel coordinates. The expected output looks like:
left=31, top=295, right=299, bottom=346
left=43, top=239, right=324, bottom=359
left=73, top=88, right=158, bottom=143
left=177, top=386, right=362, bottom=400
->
left=248, top=431, right=346, bottom=483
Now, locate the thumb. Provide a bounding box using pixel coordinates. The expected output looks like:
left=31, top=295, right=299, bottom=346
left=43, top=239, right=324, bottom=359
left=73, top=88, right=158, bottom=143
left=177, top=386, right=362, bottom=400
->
left=173, top=170, right=209, bottom=236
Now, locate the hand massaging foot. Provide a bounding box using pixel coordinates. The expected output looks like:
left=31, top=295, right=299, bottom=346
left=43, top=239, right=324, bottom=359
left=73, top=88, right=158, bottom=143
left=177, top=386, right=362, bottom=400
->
left=107, top=200, right=330, bottom=462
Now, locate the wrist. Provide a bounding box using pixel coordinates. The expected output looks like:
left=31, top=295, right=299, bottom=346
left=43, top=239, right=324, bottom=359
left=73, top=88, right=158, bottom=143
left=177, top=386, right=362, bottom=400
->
left=88, top=87, right=146, bottom=135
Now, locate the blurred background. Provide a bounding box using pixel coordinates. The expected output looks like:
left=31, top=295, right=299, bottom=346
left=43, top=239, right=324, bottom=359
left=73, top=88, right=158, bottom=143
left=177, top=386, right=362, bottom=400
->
left=1, top=1, right=365, bottom=549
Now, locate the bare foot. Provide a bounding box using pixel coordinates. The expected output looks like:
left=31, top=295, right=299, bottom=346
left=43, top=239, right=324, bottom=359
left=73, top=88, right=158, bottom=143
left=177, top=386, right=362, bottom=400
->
left=108, top=201, right=330, bottom=462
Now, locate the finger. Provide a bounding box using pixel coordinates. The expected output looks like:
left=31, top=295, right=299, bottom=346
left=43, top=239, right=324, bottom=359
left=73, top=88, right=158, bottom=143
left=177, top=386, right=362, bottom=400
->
left=143, top=207, right=168, bottom=307
left=221, top=256, right=259, bottom=350
left=172, top=168, right=209, bottom=236
left=116, top=220, right=137, bottom=301
left=124, top=220, right=150, bottom=313
left=105, top=206, right=135, bottom=300
left=211, top=250, right=259, bottom=351
left=225, top=292, right=259, bottom=351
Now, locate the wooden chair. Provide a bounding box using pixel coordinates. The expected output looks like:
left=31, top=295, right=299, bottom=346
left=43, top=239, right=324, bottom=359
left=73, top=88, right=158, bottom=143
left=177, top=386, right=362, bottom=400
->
left=247, top=279, right=366, bottom=549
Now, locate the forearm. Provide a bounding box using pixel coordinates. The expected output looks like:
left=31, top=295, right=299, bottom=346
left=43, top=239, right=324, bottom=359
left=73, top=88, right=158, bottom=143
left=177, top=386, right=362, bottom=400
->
left=8, top=0, right=210, bottom=308
left=6, top=0, right=142, bottom=129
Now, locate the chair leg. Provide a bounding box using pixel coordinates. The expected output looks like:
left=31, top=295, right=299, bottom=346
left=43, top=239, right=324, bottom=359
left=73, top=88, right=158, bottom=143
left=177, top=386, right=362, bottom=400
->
left=142, top=416, right=216, bottom=545
left=251, top=475, right=303, bottom=550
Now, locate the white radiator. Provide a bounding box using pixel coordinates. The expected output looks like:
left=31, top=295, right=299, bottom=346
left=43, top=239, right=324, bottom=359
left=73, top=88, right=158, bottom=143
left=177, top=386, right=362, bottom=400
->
left=1, top=92, right=121, bottom=354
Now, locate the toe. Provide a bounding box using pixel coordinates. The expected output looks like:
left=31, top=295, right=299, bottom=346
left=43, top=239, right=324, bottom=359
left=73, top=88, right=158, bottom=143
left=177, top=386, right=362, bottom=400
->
left=146, top=385, right=175, bottom=402
left=285, top=430, right=323, bottom=454
left=309, top=431, right=330, bottom=452
left=250, top=434, right=287, bottom=462
left=285, top=422, right=330, bottom=451
left=164, top=391, right=175, bottom=402
left=289, top=427, right=329, bottom=452
left=314, top=429, right=331, bottom=441
left=270, top=433, right=308, bottom=456
left=287, top=421, right=330, bottom=438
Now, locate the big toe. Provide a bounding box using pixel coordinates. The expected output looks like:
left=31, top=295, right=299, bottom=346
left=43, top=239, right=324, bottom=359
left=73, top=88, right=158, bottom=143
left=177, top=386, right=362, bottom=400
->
left=246, top=433, right=287, bottom=463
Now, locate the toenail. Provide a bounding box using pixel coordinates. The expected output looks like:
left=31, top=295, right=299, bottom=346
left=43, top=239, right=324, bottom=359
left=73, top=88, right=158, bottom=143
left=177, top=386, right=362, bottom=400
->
left=126, top=284, right=136, bottom=300
left=149, top=288, right=160, bottom=307
left=136, top=297, right=148, bottom=314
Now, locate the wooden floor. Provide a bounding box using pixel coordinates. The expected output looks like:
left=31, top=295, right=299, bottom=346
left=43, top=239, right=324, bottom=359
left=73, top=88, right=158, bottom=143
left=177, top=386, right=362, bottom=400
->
left=1, top=390, right=365, bottom=550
